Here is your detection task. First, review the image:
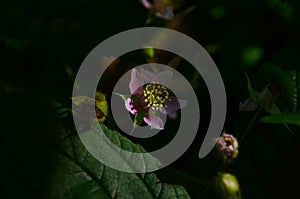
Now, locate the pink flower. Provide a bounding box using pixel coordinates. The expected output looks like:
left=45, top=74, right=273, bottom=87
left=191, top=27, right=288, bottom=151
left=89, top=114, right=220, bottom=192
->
left=125, top=68, right=186, bottom=130
left=239, top=97, right=258, bottom=112
left=140, top=0, right=175, bottom=20
left=215, top=133, right=239, bottom=162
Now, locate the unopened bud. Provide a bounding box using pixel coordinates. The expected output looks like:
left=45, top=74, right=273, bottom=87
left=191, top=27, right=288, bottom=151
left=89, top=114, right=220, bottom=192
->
left=215, top=173, right=241, bottom=199
left=215, top=133, right=239, bottom=162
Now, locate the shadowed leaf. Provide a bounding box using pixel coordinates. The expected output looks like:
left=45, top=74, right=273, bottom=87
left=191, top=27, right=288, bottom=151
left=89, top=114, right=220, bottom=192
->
left=260, top=111, right=300, bottom=127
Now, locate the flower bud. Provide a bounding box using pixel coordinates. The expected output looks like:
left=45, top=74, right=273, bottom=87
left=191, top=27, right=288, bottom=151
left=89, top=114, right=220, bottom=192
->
left=215, top=173, right=241, bottom=199
left=72, top=91, right=108, bottom=131
left=215, top=133, right=239, bottom=162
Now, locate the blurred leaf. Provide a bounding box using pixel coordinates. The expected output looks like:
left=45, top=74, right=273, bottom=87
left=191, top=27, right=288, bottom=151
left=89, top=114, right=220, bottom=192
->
left=286, top=70, right=298, bottom=111
left=246, top=73, right=295, bottom=133
left=246, top=74, right=261, bottom=103
left=297, top=70, right=300, bottom=111
left=211, top=6, right=225, bottom=19
left=256, top=64, right=298, bottom=112
left=268, top=0, right=294, bottom=20
left=47, top=125, right=191, bottom=199
left=4, top=38, right=24, bottom=51
left=242, top=46, right=263, bottom=66
left=260, top=112, right=300, bottom=126
left=144, top=47, right=155, bottom=60
left=246, top=74, right=280, bottom=114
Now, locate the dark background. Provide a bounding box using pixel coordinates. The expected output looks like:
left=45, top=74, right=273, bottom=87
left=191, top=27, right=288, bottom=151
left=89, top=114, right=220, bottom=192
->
left=1, top=0, right=299, bottom=198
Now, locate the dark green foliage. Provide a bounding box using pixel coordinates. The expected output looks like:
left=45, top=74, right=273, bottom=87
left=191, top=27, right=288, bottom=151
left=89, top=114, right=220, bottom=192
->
left=1, top=0, right=300, bottom=199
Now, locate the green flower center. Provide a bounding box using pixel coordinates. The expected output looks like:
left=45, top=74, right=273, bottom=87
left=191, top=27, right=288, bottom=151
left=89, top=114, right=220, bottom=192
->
left=143, top=82, right=171, bottom=111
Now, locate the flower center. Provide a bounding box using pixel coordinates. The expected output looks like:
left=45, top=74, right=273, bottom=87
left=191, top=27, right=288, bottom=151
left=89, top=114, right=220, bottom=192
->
left=224, top=136, right=233, bottom=147
left=143, top=82, right=171, bottom=111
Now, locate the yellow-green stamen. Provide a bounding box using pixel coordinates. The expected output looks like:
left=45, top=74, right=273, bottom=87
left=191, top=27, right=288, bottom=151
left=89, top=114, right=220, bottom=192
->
left=143, top=82, right=170, bottom=111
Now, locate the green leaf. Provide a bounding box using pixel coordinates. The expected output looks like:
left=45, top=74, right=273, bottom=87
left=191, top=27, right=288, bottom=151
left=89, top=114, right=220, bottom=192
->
left=260, top=112, right=300, bottom=127
left=297, top=70, right=300, bottom=111
left=245, top=73, right=260, bottom=103
left=285, top=70, right=298, bottom=111
left=242, top=46, right=263, bottom=66
left=245, top=74, right=280, bottom=114
left=46, top=126, right=191, bottom=199
left=113, top=92, right=129, bottom=101
left=246, top=73, right=295, bottom=133
left=256, top=64, right=298, bottom=112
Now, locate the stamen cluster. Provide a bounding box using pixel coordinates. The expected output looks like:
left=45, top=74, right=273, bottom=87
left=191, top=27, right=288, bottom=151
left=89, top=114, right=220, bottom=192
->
left=143, top=82, right=171, bottom=111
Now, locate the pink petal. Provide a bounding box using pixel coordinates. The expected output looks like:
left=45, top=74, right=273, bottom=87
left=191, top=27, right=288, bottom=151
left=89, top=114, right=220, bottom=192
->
left=140, top=0, right=153, bottom=10
left=139, top=68, right=155, bottom=82
left=167, top=111, right=178, bottom=119
left=144, top=114, right=164, bottom=130
left=129, top=69, right=144, bottom=94
left=152, top=70, right=173, bottom=86
left=178, top=99, right=187, bottom=109
left=155, top=6, right=175, bottom=20
left=161, top=97, right=187, bottom=115
left=239, top=98, right=258, bottom=112
left=125, top=98, right=137, bottom=115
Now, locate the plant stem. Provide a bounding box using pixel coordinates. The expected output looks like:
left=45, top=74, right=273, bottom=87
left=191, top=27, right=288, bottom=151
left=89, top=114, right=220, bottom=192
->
left=240, top=106, right=263, bottom=142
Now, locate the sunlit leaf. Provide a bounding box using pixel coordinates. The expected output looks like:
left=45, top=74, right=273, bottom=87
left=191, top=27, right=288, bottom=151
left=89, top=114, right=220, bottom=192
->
left=47, top=125, right=191, bottom=199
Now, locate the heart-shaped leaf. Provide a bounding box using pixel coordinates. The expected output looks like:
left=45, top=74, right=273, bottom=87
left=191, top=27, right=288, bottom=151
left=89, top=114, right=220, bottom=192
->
left=46, top=125, right=190, bottom=199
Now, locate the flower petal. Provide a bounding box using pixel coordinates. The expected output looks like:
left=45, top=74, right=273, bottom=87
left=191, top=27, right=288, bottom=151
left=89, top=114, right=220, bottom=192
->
left=155, top=6, right=175, bottom=20
left=125, top=98, right=137, bottom=115
left=140, top=0, right=152, bottom=10
left=139, top=68, right=155, bottom=82
left=167, top=111, right=178, bottom=119
left=153, top=70, right=173, bottom=86
left=239, top=97, right=258, bottom=112
left=129, top=69, right=144, bottom=94
left=161, top=97, right=187, bottom=115
left=144, top=114, right=164, bottom=130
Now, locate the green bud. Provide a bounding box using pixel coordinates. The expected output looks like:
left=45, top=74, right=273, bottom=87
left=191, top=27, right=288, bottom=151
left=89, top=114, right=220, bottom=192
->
left=215, top=173, right=241, bottom=199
